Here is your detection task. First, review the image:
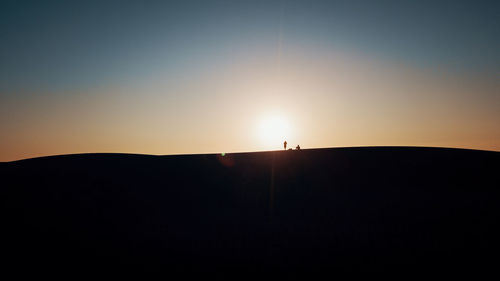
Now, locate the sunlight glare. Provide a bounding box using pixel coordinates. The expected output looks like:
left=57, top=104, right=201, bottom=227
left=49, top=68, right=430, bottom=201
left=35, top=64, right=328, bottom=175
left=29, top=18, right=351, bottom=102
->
left=257, top=115, right=292, bottom=149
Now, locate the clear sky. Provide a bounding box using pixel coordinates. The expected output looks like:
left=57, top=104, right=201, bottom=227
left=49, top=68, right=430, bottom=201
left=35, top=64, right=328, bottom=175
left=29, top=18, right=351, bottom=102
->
left=1, top=0, right=499, bottom=161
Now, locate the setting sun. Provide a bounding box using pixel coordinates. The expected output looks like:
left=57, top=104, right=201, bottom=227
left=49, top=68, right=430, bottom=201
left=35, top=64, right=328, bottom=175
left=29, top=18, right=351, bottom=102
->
left=257, top=115, right=292, bottom=149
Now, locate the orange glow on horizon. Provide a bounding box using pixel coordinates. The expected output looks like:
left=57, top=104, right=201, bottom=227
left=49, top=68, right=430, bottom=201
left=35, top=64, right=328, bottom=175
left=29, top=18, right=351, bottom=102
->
left=1, top=50, right=499, bottom=162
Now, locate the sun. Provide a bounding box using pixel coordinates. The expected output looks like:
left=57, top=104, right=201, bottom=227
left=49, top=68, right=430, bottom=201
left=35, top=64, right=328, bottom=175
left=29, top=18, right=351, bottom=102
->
left=257, top=115, right=292, bottom=148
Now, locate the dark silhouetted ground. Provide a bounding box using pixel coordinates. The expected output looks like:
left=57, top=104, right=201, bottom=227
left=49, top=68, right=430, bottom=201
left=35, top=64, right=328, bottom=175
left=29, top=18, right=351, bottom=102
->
left=1, top=147, right=499, bottom=278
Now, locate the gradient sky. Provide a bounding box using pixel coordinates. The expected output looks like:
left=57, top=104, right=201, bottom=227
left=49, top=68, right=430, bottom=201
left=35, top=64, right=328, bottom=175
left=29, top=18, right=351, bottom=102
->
left=1, top=0, right=499, bottom=161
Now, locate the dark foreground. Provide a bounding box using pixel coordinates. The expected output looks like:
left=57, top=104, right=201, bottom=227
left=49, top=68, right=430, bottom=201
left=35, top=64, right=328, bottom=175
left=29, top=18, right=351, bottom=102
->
left=1, top=147, right=499, bottom=277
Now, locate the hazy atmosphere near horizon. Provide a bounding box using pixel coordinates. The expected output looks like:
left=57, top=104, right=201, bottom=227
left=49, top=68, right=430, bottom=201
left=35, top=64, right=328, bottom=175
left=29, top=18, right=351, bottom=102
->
left=1, top=0, right=499, bottom=161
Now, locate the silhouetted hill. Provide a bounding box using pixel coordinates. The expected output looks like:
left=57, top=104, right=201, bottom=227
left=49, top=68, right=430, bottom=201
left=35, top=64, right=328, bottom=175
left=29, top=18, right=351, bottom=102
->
left=1, top=147, right=499, bottom=277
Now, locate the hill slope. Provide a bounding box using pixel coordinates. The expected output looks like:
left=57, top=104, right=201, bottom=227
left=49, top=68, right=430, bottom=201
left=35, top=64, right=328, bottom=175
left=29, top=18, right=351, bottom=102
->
left=1, top=147, right=499, bottom=277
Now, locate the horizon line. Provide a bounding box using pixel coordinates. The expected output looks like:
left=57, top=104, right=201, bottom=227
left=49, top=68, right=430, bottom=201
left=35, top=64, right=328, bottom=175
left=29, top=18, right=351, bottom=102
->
left=4, top=145, right=498, bottom=163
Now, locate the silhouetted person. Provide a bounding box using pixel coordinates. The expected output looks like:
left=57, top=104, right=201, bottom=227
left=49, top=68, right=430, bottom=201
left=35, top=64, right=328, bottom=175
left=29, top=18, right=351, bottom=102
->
left=296, top=145, right=300, bottom=150
left=284, top=141, right=287, bottom=150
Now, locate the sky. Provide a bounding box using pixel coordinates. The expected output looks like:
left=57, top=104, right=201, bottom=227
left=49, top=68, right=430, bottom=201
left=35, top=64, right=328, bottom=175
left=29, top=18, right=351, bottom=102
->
left=1, top=0, right=499, bottom=161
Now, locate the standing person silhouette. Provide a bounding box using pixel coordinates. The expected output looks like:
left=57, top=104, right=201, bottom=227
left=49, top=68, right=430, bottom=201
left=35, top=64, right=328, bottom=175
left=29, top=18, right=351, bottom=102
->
left=284, top=140, right=287, bottom=150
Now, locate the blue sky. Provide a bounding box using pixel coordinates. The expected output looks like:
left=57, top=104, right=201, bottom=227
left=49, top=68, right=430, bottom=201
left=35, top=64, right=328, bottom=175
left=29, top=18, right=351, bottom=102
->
left=1, top=0, right=498, bottom=92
